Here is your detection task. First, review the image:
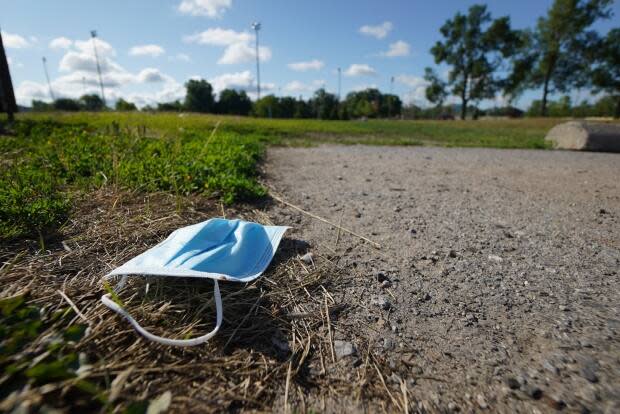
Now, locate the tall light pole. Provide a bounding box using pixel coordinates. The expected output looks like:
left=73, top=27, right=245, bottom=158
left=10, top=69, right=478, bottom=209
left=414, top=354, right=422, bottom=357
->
left=90, top=30, right=106, bottom=106
left=251, top=22, right=261, bottom=101
left=337, top=67, right=341, bottom=101
left=389, top=76, right=395, bottom=118
left=42, top=57, right=55, bottom=101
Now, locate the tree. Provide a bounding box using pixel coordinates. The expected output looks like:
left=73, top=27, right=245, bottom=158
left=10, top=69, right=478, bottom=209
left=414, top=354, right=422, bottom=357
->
left=157, top=100, right=183, bottom=111
left=592, top=28, right=620, bottom=117
left=31, top=100, right=53, bottom=111
left=309, top=88, right=339, bottom=119
left=382, top=94, right=402, bottom=117
left=53, top=98, right=81, bottom=111
left=508, top=0, right=612, bottom=116
left=79, top=94, right=105, bottom=111
left=115, top=98, right=137, bottom=111
left=252, top=95, right=279, bottom=118
left=428, top=4, right=520, bottom=119
left=424, top=68, right=448, bottom=106
left=217, top=89, right=251, bottom=115
left=184, top=79, right=215, bottom=113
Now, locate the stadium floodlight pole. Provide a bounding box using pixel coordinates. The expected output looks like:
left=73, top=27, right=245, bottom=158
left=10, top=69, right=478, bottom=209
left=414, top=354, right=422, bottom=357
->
left=389, top=75, right=394, bottom=117
left=251, top=21, right=261, bottom=100
left=337, top=67, right=341, bottom=101
left=90, top=30, right=106, bottom=106
left=42, top=57, right=55, bottom=101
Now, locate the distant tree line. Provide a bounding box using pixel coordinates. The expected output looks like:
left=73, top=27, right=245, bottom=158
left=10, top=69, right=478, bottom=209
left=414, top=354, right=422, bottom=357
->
left=30, top=78, right=403, bottom=120
left=424, top=0, right=619, bottom=118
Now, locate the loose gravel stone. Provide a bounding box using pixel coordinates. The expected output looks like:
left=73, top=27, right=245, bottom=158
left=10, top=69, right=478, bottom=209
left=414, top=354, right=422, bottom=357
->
left=334, top=340, right=356, bottom=359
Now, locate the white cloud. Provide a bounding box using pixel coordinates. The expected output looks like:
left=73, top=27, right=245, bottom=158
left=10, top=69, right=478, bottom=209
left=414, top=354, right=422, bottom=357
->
left=184, top=28, right=251, bottom=46
left=359, top=22, right=393, bottom=39
left=287, top=59, right=324, bottom=72
left=1, top=31, right=31, bottom=48
left=381, top=40, right=410, bottom=57
left=49, top=37, right=73, bottom=50
left=209, top=70, right=253, bottom=93
left=284, top=80, right=312, bottom=93
left=218, top=42, right=271, bottom=64
left=178, top=0, right=232, bottom=18
left=344, top=63, right=377, bottom=77
left=129, top=44, right=165, bottom=57
left=395, top=75, right=430, bottom=105
left=137, top=68, right=167, bottom=83
left=184, top=28, right=269, bottom=65
left=15, top=81, right=49, bottom=103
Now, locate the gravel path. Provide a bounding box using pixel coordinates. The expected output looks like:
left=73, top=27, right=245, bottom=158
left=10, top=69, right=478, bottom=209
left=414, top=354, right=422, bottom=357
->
left=266, top=145, right=620, bottom=413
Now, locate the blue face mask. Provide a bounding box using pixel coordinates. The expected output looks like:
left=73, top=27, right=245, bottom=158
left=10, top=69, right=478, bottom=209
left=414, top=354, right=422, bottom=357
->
left=101, top=218, right=289, bottom=346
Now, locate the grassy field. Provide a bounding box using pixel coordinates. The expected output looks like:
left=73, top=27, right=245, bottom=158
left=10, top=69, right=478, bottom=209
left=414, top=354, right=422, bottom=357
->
left=20, top=111, right=565, bottom=148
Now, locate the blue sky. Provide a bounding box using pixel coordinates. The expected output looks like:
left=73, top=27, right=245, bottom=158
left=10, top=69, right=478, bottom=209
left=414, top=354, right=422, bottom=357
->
left=2, top=0, right=618, bottom=108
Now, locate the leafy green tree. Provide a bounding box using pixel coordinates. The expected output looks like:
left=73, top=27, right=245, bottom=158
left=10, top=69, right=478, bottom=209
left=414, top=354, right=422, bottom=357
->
left=184, top=79, right=215, bottom=113
left=424, top=68, right=448, bottom=107
left=278, top=97, right=297, bottom=118
left=217, top=89, right=252, bottom=115
left=252, top=95, right=279, bottom=118
left=592, top=28, right=620, bottom=117
left=382, top=94, right=402, bottom=117
left=429, top=4, right=520, bottom=119
left=115, top=98, right=137, bottom=111
left=53, top=98, right=81, bottom=111
left=294, top=98, right=312, bottom=118
left=31, top=100, right=53, bottom=111
left=157, top=100, right=183, bottom=112
left=507, top=0, right=612, bottom=116
left=79, top=94, right=105, bottom=111
left=309, top=88, right=339, bottom=119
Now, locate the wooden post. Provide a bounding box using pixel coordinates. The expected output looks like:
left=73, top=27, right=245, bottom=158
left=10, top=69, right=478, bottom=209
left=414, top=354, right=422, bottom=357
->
left=0, top=30, right=18, bottom=122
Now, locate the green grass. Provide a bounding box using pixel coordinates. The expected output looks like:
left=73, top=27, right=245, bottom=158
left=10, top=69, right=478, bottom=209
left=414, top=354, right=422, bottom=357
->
left=20, top=111, right=564, bottom=149
left=1, top=119, right=265, bottom=240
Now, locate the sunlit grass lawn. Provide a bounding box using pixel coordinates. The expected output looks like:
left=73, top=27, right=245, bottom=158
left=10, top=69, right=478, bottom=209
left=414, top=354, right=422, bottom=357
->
left=20, top=111, right=567, bottom=149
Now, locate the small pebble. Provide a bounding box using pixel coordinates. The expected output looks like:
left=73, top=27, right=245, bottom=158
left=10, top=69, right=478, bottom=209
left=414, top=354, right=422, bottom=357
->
left=476, top=394, right=488, bottom=409
left=333, top=340, right=356, bottom=359
left=505, top=376, right=520, bottom=390
left=488, top=254, right=503, bottom=263
left=526, top=385, right=543, bottom=400
left=381, top=280, right=392, bottom=289
left=448, top=249, right=458, bottom=258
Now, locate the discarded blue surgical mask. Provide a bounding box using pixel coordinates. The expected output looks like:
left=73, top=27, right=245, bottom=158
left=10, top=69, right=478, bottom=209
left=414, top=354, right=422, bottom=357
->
left=101, top=218, right=289, bottom=346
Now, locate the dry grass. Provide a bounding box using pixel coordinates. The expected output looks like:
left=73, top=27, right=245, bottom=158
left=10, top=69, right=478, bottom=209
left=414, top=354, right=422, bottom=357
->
left=1, top=188, right=403, bottom=413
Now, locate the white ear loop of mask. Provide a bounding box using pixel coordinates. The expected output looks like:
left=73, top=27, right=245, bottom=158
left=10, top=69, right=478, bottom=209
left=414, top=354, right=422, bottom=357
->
left=100, top=275, right=222, bottom=347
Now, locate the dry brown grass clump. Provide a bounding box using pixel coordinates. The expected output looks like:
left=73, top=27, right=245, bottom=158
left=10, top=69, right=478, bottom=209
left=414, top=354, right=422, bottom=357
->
left=1, top=189, right=402, bottom=413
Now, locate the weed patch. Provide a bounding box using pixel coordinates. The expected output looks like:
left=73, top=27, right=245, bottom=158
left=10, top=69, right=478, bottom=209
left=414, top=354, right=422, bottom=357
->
left=0, top=120, right=266, bottom=240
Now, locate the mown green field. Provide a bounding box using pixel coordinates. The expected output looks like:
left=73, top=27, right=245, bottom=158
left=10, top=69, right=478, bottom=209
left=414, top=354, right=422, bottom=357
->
left=20, top=111, right=564, bottom=148
left=0, top=112, right=571, bottom=242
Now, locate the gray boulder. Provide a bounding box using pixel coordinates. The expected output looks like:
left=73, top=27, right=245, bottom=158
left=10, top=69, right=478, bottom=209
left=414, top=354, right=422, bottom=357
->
left=545, top=121, right=620, bottom=152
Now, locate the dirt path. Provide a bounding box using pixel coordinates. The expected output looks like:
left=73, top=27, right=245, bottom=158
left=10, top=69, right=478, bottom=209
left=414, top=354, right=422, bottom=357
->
left=265, top=145, right=620, bottom=413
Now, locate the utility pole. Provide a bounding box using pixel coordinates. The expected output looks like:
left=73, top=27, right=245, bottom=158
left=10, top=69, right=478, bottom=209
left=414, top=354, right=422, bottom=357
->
left=251, top=22, right=261, bottom=100
left=42, top=57, right=55, bottom=101
left=388, top=76, right=395, bottom=118
left=337, top=67, right=341, bottom=101
left=90, top=30, right=106, bottom=106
